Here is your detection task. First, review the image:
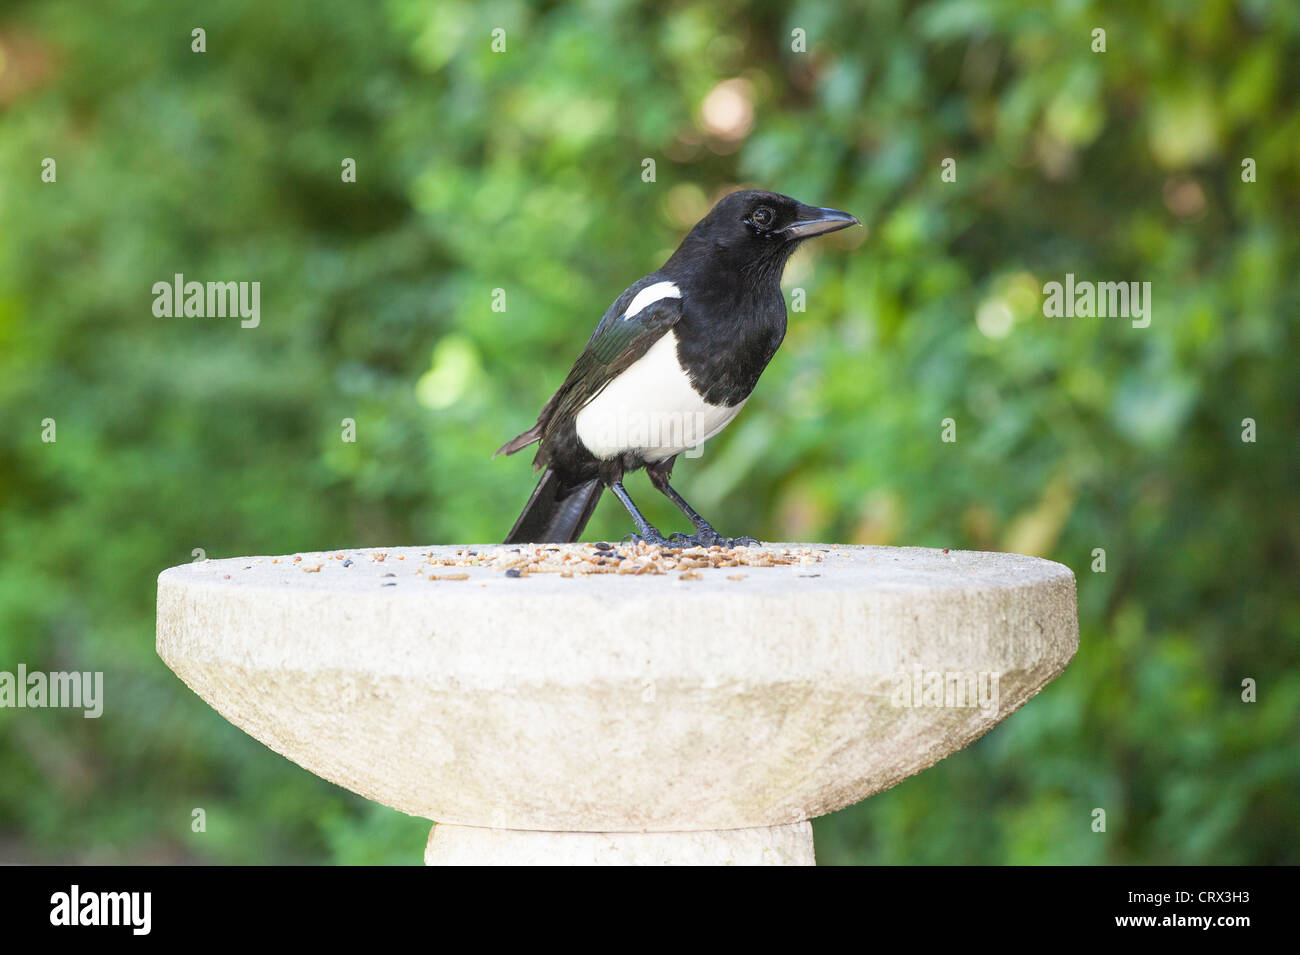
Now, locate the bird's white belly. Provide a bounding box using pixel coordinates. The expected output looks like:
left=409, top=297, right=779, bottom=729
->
left=575, top=331, right=745, bottom=461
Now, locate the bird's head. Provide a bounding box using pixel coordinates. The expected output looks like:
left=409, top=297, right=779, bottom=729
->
left=671, top=189, right=859, bottom=276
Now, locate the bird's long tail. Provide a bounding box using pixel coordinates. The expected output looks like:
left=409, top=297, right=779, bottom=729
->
left=504, top=468, right=603, bottom=544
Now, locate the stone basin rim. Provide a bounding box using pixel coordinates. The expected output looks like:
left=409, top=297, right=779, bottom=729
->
left=157, top=542, right=1077, bottom=596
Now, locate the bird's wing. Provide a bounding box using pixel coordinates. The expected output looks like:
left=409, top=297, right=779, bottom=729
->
left=496, top=283, right=683, bottom=459
left=543, top=291, right=683, bottom=434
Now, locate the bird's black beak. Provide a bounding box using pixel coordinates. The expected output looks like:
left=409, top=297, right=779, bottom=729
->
left=781, top=205, right=860, bottom=240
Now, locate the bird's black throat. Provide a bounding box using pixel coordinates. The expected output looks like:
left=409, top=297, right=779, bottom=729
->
left=661, top=232, right=803, bottom=407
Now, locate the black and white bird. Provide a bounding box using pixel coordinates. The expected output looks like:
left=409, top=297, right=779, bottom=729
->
left=497, top=189, right=858, bottom=546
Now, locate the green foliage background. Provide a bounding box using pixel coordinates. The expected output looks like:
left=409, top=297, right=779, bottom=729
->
left=0, top=0, right=1296, bottom=864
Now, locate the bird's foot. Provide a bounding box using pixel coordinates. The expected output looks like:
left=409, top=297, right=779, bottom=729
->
left=623, top=529, right=678, bottom=548
left=687, top=527, right=760, bottom=548
left=625, top=528, right=760, bottom=549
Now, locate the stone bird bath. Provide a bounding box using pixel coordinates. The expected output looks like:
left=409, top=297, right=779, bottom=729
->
left=156, top=543, right=1078, bottom=865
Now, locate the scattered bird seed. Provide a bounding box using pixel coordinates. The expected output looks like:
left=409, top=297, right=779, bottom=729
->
left=412, top=542, right=821, bottom=580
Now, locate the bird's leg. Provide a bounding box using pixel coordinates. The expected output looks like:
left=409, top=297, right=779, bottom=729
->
left=608, top=481, right=674, bottom=547
left=645, top=464, right=758, bottom=548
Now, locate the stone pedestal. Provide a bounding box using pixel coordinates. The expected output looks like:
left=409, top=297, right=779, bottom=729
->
left=156, top=543, right=1078, bottom=865
left=425, top=822, right=815, bottom=866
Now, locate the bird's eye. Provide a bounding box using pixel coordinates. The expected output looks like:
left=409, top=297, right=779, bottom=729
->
left=750, top=206, right=775, bottom=228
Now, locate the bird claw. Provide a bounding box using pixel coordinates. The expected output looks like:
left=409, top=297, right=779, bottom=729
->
left=624, top=530, right=677, bottom=548
left=709, top=535, right=759, bottom=548
left=626, top=529, right=760, bottom=549
left=684, top=528, right=760, bottom=548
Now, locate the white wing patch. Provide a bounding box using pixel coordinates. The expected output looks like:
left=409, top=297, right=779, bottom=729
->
left=575, top=331, right=746, bottom=462
left=622, top=281, right=680, bottom=321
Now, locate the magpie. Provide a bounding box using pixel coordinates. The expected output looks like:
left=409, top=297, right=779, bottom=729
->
left=497, top=189, right=858, bottom=546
